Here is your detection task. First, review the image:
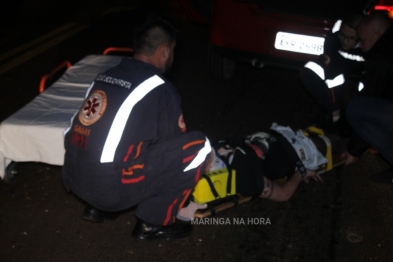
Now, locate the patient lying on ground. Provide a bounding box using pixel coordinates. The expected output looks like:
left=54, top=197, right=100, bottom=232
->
left=177, top=123, right=343, bottom=221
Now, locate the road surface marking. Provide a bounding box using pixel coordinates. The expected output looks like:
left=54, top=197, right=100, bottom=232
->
left=0, top=23, right=77, bottom=63
left=0, top=25, right=88, bottom=75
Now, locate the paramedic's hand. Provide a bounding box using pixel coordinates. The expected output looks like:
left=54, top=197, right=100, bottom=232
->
left=341, top=151, right=358, bottom=165
left=303, top=169, right=323, bottom=184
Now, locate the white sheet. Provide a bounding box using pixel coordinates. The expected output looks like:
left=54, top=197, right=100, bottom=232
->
left=0, top=55, right=124, bottom=178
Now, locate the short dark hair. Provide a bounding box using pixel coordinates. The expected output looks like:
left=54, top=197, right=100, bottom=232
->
left=360, top=11, right=391, bottom=33
left=342, top=14, right=364, bottom=30
left=133, top=15, right=176, bottom=56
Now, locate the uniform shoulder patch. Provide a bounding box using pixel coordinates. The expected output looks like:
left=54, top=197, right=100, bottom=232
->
left=78, top=90, right=107, bottom=126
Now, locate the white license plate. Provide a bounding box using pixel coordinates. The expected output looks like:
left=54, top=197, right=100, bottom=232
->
left=274, top=32, right=324, bottom=55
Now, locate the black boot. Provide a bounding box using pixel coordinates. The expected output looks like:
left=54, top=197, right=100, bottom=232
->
left=131, top=217, right=193, bottom=241
left=82, top=204, right=120, bottom=223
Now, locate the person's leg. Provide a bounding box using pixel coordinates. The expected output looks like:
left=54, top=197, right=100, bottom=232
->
left=301, top=67, right=335, bottom=110
left=131, top=131, right=211, bottom=240
left=135, top=131, right=210, bottom=225
left=346, top=96, right=393, bottom=166
left=301, top=67, right=343, bottom=134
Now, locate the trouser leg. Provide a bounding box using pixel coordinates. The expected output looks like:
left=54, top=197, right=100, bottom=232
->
left=346, top=96, right=393, bottom=166
left=135, top=131, right=211, bottom=225
left=301, top=68, right=336, bottom=110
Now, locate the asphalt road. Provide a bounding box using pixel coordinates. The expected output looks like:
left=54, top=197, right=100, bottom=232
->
left=1, top=1, right=393, bottom=261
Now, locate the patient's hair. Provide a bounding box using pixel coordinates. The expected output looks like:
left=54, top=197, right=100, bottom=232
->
left=309, top=135, right=327, bottom=156
left=133, top=15, right=176, bottom=56
left=309, top=133, right=343, bottom=155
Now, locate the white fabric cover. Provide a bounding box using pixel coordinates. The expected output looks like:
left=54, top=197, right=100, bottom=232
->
left=270, top=123, right=328, bottom=171
left=0, top=55, right=124, bottom=178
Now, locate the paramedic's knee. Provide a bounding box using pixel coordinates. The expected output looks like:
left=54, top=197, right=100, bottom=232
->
left=346, top=97, right=363, bottom=123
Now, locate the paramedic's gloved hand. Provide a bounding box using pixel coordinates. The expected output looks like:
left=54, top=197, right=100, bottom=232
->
left=303, top=169, right=324, bottom=184
left=341, top=151, right=359, bottom=165
left=176, top=201, right=207, bottom=221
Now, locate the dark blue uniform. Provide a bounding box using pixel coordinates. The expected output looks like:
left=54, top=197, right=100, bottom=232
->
left=301, top=31, right=364, bottom=111
left=63, top=57, right=210, bottom=225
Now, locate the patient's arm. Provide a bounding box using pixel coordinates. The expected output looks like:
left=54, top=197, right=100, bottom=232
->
left=259, top=170, right=323, bottom=202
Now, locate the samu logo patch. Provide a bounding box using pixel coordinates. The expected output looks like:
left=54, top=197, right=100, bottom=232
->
left=79, top=90, right=107, bottom=126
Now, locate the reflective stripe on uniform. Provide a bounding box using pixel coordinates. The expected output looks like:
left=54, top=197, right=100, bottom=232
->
left=304, top=61, right=325, bottom=80
left=326, top=74, right=345, bottom=88
left=305, top=61, right=345, bottom=88
left=184, top=138, right=212, bottom=172
left=332, top=20, right=342, bottom=33
left=358, top=82, right=364, bottom=92
left=100, top=75, right=165, bottom=163
left=338, top=50, right=364, bottom=62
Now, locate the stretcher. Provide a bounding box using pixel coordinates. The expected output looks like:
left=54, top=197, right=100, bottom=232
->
left=0, top=48, right=133, bottom=182
left=193, top=152, right=346, bottom=218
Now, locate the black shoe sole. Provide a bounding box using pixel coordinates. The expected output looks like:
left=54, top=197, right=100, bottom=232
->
left=82, top=214, right=104, bottom=223
left=82, top=205, right=120, bottom=223
left=131, top=231, right=193, bottom=241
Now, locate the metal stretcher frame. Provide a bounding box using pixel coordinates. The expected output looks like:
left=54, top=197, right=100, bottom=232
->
left=0, top=48, right=133, bottom=182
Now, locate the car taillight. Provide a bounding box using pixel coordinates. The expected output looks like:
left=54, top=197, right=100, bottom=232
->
left=374, top=5, right=393, bottom=18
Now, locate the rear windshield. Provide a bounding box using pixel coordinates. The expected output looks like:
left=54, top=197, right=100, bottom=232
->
left=252, top=0, right=372, bottom=19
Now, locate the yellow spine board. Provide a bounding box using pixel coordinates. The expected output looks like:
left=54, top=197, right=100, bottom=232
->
left=192, top=168, right=236, bottom=204
left=319, top=135, right=333, bottom=171
left=303, top=126, right=333, bottom=171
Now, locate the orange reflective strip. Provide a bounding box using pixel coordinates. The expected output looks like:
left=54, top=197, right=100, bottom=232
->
left=122, top=168, right=134, bottom=175
left=123, top=145, right=134, bottom=162
left=182, top=140, right=205, bottom=150
left=163, top=198, right=179, bottom=226
left=178, top=189, right=192, bottom=212
left=131, top=164, right=144, bottom=169
left=121, top=175, right=145, bottom=184
left=183, top=154, right=195, bottom=163
left=134, top=141, right=143, bottom=159
left=122, top=164, right=145, bottom=176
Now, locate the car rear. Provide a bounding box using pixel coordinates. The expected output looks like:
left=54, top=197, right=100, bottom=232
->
left=208, top=0, right=385, bottom=78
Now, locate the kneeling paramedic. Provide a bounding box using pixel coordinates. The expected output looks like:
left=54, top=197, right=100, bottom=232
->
left=62, top=15, right=211, bottom=241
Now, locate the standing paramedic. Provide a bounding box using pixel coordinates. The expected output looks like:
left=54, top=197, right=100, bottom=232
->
left=62, top=15, right=211, bottom=241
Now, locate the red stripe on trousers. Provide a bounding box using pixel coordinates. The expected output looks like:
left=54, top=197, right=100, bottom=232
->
left=194, top=166, right=202, bottom=183
left=163, top=198, right=179, bottom=226
left=123, top=145, right=134, bottom=162
left=183, top=154, right=195, bottom=163
left=121, top=175, right=145, bottom=184
left=178, top=189, right=192, bottom=212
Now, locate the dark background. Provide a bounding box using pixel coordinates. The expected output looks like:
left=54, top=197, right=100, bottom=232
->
left=1, top=1, right=393, bottom=261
